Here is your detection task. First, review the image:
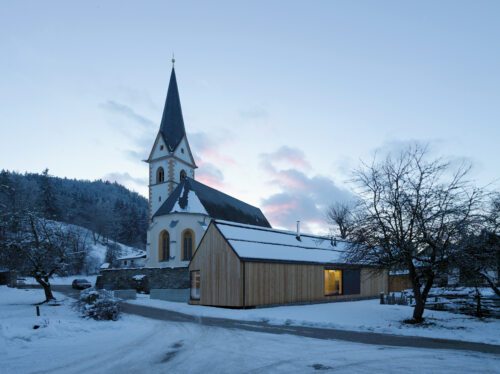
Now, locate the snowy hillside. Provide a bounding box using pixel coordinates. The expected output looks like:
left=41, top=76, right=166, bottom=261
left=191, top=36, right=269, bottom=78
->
left=47, top=220, right=143, bottom=275
left=1, top=170, right=148, bottom=249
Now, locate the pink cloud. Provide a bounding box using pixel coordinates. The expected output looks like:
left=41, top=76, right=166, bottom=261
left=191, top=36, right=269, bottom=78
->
left=259, top=146, right=354, bottom=232
left=261, top=146, right=311, bottom=172
left=195, top=161, right=225, bottom=190
left=189, top=132, right=237, bottom=167
left=271, top=169, right=310, bottom=191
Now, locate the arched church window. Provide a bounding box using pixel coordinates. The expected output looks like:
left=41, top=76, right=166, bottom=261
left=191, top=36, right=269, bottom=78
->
left=182, top=229, right=194, bottom=261
left=159, top=230, right=170, bottom=262
left=157, top=167, right=165, bottom=183
left=180, top=170, right=187, bottom=181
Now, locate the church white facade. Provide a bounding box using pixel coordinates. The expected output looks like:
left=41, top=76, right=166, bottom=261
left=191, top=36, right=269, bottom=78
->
left=145, top=64, right=270, bottom=269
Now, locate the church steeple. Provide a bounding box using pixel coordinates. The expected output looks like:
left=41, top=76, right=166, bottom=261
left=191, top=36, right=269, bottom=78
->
left=159, top=66, right=186, bottom=152
left=147, top=62, right=197, bottom=219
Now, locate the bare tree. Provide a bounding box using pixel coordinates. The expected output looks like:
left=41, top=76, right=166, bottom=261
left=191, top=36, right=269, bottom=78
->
left=23, top=215, right=73, bottom=301
left=347, top=145, right=482, bottom=323
left=455, top=193, right=500, bottom=297
left=2, top=213, right=77, bottom=302
left=326, top=202, right=355, bottom=239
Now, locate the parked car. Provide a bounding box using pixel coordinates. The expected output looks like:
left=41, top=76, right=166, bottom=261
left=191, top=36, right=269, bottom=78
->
left=72, top=279, right=92, bottom=290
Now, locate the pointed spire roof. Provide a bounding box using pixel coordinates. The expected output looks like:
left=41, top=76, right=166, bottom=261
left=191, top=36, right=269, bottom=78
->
left=159, top=66, right=186, bottom=152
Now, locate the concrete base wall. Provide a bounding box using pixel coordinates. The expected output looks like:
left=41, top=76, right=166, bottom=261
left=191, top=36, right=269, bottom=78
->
left=150, top=288, right=190, bottom=302
left=113, top=289, right=137, bottom=300
left=97, top=267, right=189, bottom=292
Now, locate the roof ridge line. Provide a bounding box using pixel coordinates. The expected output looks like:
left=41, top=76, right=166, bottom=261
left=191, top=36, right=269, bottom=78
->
left=226, top=237, right=345, bottom=253
left=216, top=220, right=346, bottom=242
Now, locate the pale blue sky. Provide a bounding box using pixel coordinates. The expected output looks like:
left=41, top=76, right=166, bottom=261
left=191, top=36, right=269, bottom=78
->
left=1, top=1, right=499, bottom=232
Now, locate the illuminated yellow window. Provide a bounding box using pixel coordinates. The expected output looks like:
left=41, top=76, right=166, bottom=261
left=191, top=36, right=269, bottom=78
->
left=324, top=269, right=343, bottom=296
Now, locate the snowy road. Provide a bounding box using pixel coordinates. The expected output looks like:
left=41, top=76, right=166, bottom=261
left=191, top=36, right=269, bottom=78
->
left=2, top=287, right=499, bottom=374
left=45, top=285, right=500, bottom=354
left=44, top=285, right=499, bottom=354
left=25, top=320, right=500, bottom=374
left=120, top=301, right=500, bottom=354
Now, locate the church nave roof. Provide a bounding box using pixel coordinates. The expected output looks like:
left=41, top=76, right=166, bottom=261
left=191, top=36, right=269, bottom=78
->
left=153, top=178, right=271, bottom=228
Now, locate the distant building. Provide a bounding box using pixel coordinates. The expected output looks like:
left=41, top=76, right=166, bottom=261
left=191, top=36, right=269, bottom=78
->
left=116, top=252, right=146, bottom=269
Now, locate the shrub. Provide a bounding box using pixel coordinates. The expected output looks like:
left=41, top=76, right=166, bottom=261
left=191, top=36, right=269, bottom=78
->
left=77, top=288, right=120, bottom=321
left=132, top=274, right=149, bottom=294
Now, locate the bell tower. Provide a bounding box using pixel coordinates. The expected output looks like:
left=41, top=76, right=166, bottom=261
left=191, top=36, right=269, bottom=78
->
left=146, top=60, right=197, bottom=219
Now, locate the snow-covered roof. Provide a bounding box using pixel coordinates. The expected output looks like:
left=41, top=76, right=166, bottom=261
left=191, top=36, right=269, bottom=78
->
left=214, top=220, right=350, bottom=265
left=117, top=251, right=146, bottom=261
left=171, top=189, right=208, bottom=215
left=154, top=178, right=271, bottom=228
left=389, top=270, right=410, bottom=276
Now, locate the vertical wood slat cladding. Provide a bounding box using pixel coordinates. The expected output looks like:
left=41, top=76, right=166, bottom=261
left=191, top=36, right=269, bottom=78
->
left=189, top=227, right=243, bottom=306
left=388, top=274, right=413, bottom=292
left=360, top=268, right=388, bottom=296
left=244, top=262, right=323, bottom=306
left=244, top=262, right=389, bottom=307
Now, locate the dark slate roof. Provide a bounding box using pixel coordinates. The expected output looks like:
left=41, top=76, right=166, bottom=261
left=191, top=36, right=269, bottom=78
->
left=153, top=178, right=272, bottom=228
left=159, top=67, right=186, bottom=152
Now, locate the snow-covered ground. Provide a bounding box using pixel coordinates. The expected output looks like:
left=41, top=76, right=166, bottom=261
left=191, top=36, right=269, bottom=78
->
left=1, top=287, right=499, bottom=374
left=129, top=296, right=500, bottom=345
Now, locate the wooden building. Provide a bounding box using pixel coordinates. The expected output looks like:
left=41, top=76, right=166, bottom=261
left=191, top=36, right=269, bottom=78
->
left=189, top=220, right=388, bottom=307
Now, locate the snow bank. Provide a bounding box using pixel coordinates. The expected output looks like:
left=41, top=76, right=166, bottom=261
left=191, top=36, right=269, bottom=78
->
left=130, top=296, right=500, bottom=345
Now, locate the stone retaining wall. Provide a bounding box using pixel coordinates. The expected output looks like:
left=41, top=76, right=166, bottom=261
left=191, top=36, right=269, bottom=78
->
left=97, top=267, right=189, bottom=292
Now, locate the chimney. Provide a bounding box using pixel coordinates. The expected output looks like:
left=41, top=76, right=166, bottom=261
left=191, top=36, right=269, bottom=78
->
left=296, top=220, right=301, bottom=241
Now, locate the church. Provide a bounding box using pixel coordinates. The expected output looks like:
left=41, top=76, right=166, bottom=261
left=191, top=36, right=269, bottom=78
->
left=145, top=62, right=271, bottom=270
left=97, top=63, right=389, bottom=306
left=135, top=62, right=388, bottom=307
